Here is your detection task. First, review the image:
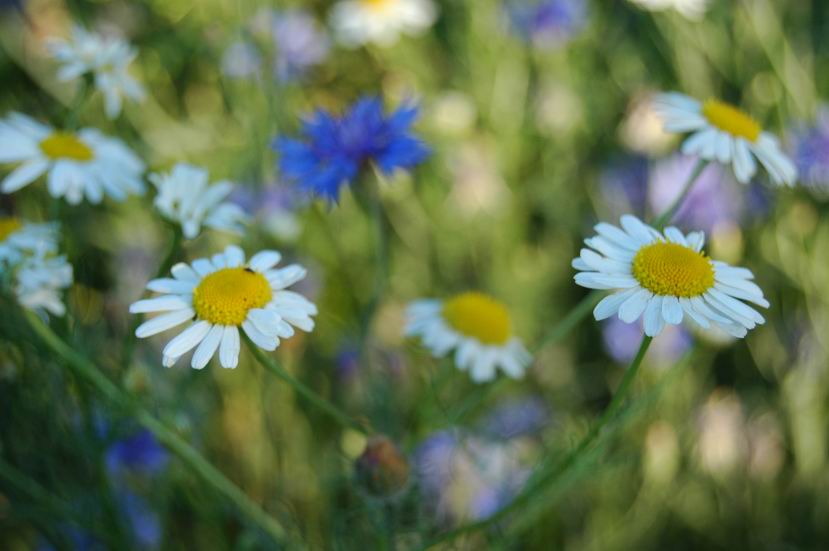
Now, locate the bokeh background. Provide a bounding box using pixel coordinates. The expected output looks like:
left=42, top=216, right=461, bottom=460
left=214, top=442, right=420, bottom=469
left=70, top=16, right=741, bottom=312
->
left=2, top=0, right=829, bottom=549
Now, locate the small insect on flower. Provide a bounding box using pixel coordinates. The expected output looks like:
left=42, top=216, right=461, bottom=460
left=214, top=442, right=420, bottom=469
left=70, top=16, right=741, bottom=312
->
left=405, top=292, right=531, bottom=383
left=0, top=216, right=58, bottom=266
left=573, top=215, right=769, bottom=338
left=130, top=245, right=317, bottom=369
left=149, top=163, right=248, bottom=240
left=0, top=113, right=145, bottom=204
left=47, top=26, right=145, bottom=119
left=275, top=96, right=430, bottom=201
left=330, top=0, right=437, bottom=47
left=653, top=93, right=797, bottom=186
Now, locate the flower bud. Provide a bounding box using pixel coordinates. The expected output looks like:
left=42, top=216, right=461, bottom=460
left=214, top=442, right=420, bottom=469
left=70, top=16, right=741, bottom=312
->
left=354, top=436, right=409, bottom=499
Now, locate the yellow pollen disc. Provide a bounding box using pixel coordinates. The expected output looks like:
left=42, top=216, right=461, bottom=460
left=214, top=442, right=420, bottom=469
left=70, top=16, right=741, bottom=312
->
left=701, top=99, right=762, bottom=142
left=39, top=132, right=94, bottom=161
left=361, top=0, right=393, bottom=11
left=192, top=267, right=272, bottom=326
left=632, top=242, right=715, bottom=298
left=442, top=292, right=512, bottom=345
left=0, top=217, right=22, bottom=242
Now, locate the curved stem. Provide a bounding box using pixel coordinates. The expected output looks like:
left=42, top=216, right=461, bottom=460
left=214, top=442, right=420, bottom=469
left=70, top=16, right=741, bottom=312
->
left=423, top=336, right=653, bottom=549
left=24, top=310, right=289, bottom=545
left=651, top=159, right=709, bottom=229
left=244, top=336, right=371, bottom=435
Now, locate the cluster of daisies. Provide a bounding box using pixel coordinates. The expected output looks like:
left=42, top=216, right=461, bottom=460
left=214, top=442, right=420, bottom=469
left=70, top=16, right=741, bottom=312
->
left=0, top=5, right=805, bottom=382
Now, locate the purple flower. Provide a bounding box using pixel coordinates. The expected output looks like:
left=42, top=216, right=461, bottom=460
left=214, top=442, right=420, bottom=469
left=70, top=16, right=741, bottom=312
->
left=479, top=397, right=550, bottom=440
left=508, top=0, right=586, bottom=48
left=106, top=429, right=168, bottom=476
left=271, top=10, right=330, bottom=81
left=275, top=96, right=430, bottom=201
left=789, top=108, right=829, bottom=194
left=648, top=154, right=743, bottom=234
left=602, top=316, right=691, bottom=365
left=599, top=155, right=649, bottom=219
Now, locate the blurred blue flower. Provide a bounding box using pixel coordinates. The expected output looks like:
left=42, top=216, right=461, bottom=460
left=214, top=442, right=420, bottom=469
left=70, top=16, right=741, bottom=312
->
left=599, top=155, right=649, bottom=219
left=602, top=316, right=691, bottom=365
left=648, top=154, right=744, bottom=234
left=106, top=429, right=169, bottom=476
left=336, top=343, right=361, bottom=381
left=117, top=491, right=162, bottom=549
left=271, top=10, right=330, bottom=81
left=479, top=397, right=550, bottom=439
left=789, top=108, right=829, bottom=194
left=413, top=430, right=528, bottom=524
left=275, top=96, right=430, bottom=201
left=508, top=0, right=587, bottom=48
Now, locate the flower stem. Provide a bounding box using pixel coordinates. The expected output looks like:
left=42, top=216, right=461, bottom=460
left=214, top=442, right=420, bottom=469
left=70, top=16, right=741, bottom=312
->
left=244, top=336, right=371, bottom=435
left=422, top=336, right=653, bottom=548
left=24, top=310, right=289, bottom=545
left=65, top=77, right=90, bottom=131
left=651, top=159, right=709, bottom=229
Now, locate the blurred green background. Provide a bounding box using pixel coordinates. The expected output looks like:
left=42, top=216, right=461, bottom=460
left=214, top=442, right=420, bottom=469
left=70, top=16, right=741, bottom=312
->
left=2, top=0, right=829, bottom=549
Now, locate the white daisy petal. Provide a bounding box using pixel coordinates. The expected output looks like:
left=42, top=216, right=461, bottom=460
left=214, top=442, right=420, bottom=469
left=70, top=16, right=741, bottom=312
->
left=130, top=295, right=190, bottom=313
left=242, top=320, right=278, bottom=351
left=249, top=250, right=282, bottom=272
left=593, top=289, right=638, bottom=321
left=618, top=288, right=653, bottom=323
left=135, top=308, right=195, bottom=338
left=191, top=324, right=224, bottom=369
left=643, top=295, right=665, bottom=337
left=162, top=320, right=212, bottom=359
left=219, top=325, right=241, bottom=368
left=661, top=295, right=683, bottom=325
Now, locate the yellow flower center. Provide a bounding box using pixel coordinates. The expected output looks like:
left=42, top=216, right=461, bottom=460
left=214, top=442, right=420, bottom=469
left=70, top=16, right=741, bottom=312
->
left=701, top=99, right=762, bottom=142
left=192, top=267, right=273, bottom=326
left=632, top=242, right=715, bottom=298
left=39, top=132, right=94, bottom=161
left=361, top=0, right=393, bottom=11
left=0, top=217, right=22, bottom=242
left=442, top=292, right=512, bottom=345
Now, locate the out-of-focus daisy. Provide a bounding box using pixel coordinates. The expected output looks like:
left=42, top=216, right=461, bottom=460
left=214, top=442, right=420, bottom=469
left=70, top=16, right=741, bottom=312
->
left=508, top=0, right=586, bottom=48
left=14, top=250, right=73, bottom=316
left=130, top=245, right=316, bottom=369
left=0, top=112, right=145, bottom=204
left=275, top=96, right=430, bottom=201
left=330, top=0, right=437, bottom=47
left=653, top=93, right=797, bottom=186
left=573, top=215, right=768, bottom=338
left=789, top=107, right=829, bottom=195
left=47, top=26, right=145, bottom=119
left=0, top=216, right=58, bottom=265
left=405, top=292, right=531, bottom=382
left=149, top=163, right=247, bottom=240
left=628, top=0, right=708, bottom=20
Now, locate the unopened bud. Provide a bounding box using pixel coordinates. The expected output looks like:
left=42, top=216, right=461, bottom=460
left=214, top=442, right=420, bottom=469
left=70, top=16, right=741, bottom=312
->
left=355, top=435, right=409, bottom=499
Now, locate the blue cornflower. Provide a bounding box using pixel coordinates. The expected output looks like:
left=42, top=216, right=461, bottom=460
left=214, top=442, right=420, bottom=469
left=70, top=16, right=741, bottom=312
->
left=106, top=428, right=169, bottom=476
left=274, top=96, right=430, bottom=201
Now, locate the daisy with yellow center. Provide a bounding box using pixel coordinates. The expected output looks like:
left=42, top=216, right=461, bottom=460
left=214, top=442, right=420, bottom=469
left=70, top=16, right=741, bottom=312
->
left=330, top=0, right=437, bottom=47
left=0, top=112, right=145, bottom=204
left=0, top=216, right=58, bottom=266
left=405, top=292, right=531, bottom=383
left=573, top=215, right=769, bottom=338
left=653, top=92, right=797, bottom=186
left=130, top=245, right=316, bottom=369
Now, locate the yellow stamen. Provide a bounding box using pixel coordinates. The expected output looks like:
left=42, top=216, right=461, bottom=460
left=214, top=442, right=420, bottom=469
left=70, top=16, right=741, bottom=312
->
left=701, top=99, right=762, bottom=142
left=39, top=132, right=94, bottom=161
left=361, top=0, right=393, bottom=11
left=632, top=242, right=714, bottom=298
left=442, top=292, right=512, bottom=345
left=0, top=217, right=22, bottom=242
left=193, top=267, right=272, bottom=326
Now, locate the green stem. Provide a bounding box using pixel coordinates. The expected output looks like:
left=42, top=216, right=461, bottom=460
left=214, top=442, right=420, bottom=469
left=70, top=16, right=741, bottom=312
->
left=651, top=159, right=709, bottom=229
left=358, top=172, right=391, bottom=351
left=422, top=336, right=653, bottom=549
left=244, top=336, right=371, bottom=435
left=24, top=310, right=289, bottom=545
left=65, top=77, right=90, bottom=131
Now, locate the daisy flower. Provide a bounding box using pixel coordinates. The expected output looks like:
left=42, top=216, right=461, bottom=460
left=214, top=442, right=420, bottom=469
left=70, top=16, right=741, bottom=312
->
left=405, top=292, right=531, bottom=383
left=628, top=0, right=709, bottom=20
left=275, top=96, right=430, bottom=201
left=0, top=216, right=58, bottom=265
left=653, top=93, right=797, bottom=186
left=149, top=163, right=248, bottom=239
left=130, top=245, right=317, bottom=369
left=330, top=0, right=437, bottom=47
left=572, top=215, right=769, bottom=338
left=14, top=250, right=73, bottom=316
left=48, top=26, right=145, bottom=119
left=0, top=113, right=145, bottom=204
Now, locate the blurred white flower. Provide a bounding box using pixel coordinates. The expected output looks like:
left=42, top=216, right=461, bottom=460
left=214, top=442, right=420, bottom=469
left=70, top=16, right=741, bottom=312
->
left=330, top=0, right=437, bottom=47
left=14, top=250, right=73, bottom=317
left=149, top=163, right=248, bottom=240
left=654, top=93, right=797, bottom=186
left=130, top=245, right=316, bottom=369
left=48, top=26, right=145, bottom=119
left=0, top=217, right=58, bottom=266
left=405, top=292, right=531, bottom=383
left=0, top=112, right=145, bottom=204
left=628, top=0, right=709, bottom=20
